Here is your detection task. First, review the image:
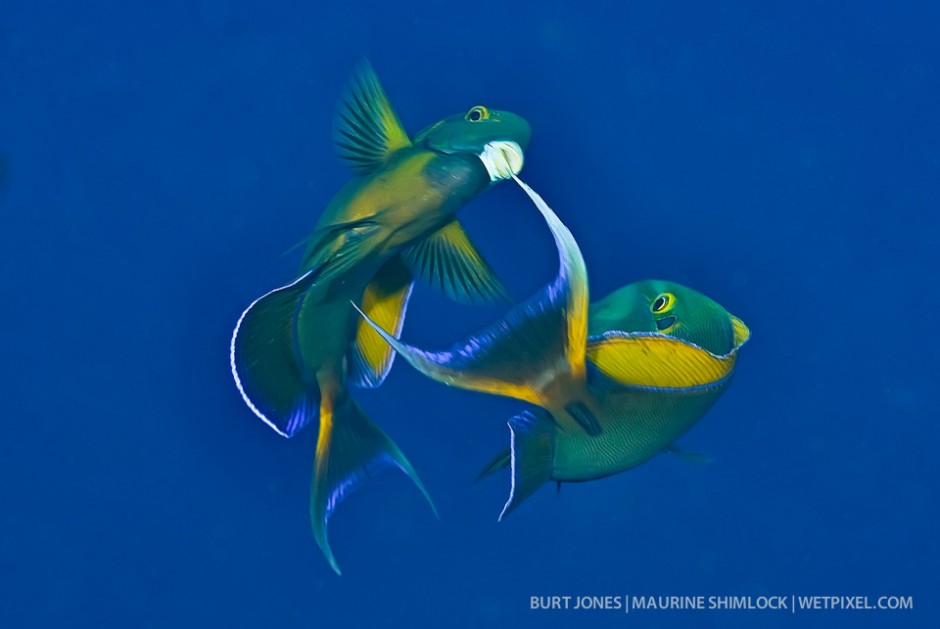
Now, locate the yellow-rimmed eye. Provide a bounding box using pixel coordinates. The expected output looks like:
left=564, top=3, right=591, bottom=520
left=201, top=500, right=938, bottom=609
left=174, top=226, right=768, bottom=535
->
left=465, top=106, right=489, bottom=122
left=651, top=293, right=675, bottom=314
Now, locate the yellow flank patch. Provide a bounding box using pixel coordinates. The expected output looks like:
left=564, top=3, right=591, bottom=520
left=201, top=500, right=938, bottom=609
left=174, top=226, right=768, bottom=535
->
left=587, top=334, right=737, bottom=389
left=344, top=152, right=438, bottom=220
left=396, top=151, right=436, bottom=179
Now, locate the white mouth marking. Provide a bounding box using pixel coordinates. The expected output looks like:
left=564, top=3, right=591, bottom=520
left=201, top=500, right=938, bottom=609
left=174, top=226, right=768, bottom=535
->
left=478, top=141, right=524, bottom=182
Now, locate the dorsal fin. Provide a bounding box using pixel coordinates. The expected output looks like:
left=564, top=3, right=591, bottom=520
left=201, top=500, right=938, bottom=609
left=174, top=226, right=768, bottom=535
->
left=333, top=59, right=412, bottom=174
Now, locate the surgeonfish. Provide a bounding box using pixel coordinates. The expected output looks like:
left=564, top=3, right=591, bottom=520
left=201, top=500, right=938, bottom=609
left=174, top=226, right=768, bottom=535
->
left=355, top=177, right=749, bottom=518
left=230, top=61, right=530, bottom=572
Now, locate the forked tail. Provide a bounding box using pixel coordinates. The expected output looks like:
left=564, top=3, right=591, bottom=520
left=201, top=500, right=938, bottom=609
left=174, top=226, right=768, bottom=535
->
left=351, top=176, right=591, bottom=418
left=311, top=388, right=437, bottom=574
left=350, top=177, right=592, bottom=518
left=231, top=265, right=435, bottom=574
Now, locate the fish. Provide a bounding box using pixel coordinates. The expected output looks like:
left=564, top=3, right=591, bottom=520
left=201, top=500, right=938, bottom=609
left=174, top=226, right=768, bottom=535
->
left=355, top=177, right=750, bottom=518
left=230, top=61, right=531, bottom=573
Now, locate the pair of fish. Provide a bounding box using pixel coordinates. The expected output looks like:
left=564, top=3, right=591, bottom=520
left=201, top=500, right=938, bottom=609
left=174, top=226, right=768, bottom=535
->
left=231, top=62, right=749, bottom=574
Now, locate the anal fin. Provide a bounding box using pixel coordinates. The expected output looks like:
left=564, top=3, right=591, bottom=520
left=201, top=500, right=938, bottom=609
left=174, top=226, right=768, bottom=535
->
left=301, top=218, right=384, bottom=286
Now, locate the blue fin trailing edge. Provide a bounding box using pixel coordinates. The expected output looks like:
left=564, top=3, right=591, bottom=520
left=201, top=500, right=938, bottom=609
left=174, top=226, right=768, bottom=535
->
left=311, top=390, right=437, bottom=574
left=230, top=268, right=322, bottom=438
left=501, top=409, right=555, bottom=520
left=350, top=176, right=589, bottom=407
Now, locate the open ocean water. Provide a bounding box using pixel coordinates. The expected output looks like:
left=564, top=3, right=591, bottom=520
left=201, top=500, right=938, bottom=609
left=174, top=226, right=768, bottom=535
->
left=1, top=1, right=937, bottom=627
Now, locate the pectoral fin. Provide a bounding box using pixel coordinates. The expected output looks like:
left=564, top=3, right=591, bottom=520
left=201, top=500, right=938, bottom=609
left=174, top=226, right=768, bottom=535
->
left=333, top=59, right=412, bottom=174
left=230, top=268, right=323, bottom=437
left=564, top=401, right=602, bottom=437
left=586, top=332, right=739, bottom=391
left=352, top=177, right=588, bottom=406
left=303, top=218, right=385, bottom=285
left=500, top=409, right=555, bottom=520
left=348, top=255, right=414, bottom=388
left=402, top=219, right=509, bottom=304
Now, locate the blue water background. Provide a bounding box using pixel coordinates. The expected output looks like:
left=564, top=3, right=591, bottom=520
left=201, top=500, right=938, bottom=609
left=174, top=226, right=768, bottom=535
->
left=1, top=1, right=937, bottom=627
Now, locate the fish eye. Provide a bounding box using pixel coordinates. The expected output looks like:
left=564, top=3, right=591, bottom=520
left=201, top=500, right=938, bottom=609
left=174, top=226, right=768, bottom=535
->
left=465, top=106, right=489, bottom=122
left=651, top=293, right=675, bottom=313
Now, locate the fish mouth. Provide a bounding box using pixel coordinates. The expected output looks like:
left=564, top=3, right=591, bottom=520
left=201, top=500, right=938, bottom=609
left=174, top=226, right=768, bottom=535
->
left=478, top=141, right=524, bottom=182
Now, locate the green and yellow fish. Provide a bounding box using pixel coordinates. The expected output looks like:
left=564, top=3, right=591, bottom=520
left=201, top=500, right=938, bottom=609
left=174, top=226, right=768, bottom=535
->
left=230, top=61, right=530, bottom=572
left=356, top=177, right=749, bottom=518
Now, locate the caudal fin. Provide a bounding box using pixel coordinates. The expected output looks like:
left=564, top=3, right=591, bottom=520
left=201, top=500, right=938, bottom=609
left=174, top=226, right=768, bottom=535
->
left=311, top=390, right=436, bottom=575
left=230, top=269, right=322, bottom=438
left=351, top=176, right=589, bottom=409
